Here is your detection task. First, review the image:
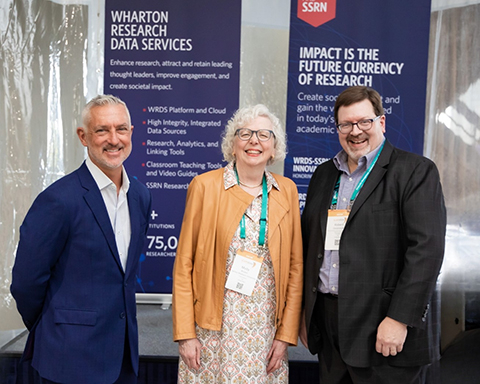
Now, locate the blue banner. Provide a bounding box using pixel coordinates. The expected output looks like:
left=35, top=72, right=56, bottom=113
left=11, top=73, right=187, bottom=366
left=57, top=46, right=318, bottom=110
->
left=104, top=0, right=241, bottom=293
left=285, top=0, right=431, bottom=210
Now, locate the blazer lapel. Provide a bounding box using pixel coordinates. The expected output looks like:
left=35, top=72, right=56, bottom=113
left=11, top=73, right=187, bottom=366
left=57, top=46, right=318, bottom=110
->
left=309, top=161, right=341, bottom=248
left=125, top=182, right=141, bottom=277
left=220, top=184, right=256, bottom=267
left=319, top=166, right=340, bottom=240
left=77, top=163, right=123, bottom=272
left=229, top=180, right=289, bottom=263
left=268, top=187, right=289, bottom=242
left=347, top=140, right=392, bottom=222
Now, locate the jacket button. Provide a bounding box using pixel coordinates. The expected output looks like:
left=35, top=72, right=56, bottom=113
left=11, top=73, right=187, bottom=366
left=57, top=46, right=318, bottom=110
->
left=317, top=253, right=322, bottom=259
left=312, top=287, right=317, bottom=293
left=120, top=312, right=126, bottom=319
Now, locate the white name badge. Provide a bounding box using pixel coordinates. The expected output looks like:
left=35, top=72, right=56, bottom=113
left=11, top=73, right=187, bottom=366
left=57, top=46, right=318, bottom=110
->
left=225, top=249, right=264, bottom=296
left=324, top=209, right=349, bottom=251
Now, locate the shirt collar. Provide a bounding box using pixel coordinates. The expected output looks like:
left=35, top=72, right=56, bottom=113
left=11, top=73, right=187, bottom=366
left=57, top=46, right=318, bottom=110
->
left=333, top=138, right=385, bottom=175
left=223, top=162, right=280, bottom=192
left=85, top=156, right=130, bottom=193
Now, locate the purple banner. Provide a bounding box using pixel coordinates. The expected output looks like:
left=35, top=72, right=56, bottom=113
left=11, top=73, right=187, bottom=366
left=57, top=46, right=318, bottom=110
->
left=104, top=0, right=241, bottom=293
left=286, top=0, right=431, bottom=210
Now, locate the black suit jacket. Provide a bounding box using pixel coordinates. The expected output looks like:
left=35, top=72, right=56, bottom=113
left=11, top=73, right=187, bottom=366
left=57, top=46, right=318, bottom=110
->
left=302, top=140, right=446, bottom=367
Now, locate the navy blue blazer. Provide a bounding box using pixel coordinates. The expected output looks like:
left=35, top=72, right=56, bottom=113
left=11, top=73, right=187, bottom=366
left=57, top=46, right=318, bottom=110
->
left=11, top=162, right=151, bottom=383
left=302, top=140, right=446, bottom=367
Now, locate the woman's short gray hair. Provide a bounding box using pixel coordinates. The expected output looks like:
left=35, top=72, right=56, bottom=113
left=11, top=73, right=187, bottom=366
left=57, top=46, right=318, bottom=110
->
left=221, top=104, right=287, bottom=165
left=81, top=94, right=131, bottom=130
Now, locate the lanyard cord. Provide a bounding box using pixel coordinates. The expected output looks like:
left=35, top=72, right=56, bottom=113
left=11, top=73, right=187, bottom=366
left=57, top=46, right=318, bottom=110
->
left=235, top=166, right=268, bottom=247
left=331, top=142, right=385, bottom=209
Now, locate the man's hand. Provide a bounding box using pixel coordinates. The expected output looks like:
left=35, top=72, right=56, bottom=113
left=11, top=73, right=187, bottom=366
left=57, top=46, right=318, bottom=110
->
left=375, top=316, right=408, bottom=357
left=178, top=338, right=202, bottom=370
left=266, top=340, right=288, bottom=374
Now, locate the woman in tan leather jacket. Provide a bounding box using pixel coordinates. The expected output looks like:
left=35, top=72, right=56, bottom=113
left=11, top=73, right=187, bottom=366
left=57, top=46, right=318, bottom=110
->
left=172, top=104, right=303, bottom=383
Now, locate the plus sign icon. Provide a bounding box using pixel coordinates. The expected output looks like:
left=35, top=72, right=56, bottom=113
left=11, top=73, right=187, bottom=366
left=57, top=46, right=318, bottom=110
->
left=150, top=210, right=159, bottom=221
left=297, top=0, right=336, bottom=27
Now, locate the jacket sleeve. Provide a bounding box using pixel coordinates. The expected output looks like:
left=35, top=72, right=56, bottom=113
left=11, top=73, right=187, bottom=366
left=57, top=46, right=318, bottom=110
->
left=274, top=180, right=303, bottom=345
left=387, top=158, right=446, bottom=329
left=172, top=177, right=204, bottom=341
left=10, top=189, right=69, bottom=330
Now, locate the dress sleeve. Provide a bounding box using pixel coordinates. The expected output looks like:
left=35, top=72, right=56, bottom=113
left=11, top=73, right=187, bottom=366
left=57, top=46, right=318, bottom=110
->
left=275, top=180, right=304, bottom=345
left=172, top=177, right=204, bottom=341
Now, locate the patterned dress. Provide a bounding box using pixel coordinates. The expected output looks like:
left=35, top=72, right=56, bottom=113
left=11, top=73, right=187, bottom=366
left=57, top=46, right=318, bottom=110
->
left=178, top=164, right=288, bottom=383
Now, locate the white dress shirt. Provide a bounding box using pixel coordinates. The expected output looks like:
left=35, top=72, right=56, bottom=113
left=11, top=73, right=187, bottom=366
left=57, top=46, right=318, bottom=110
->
left=85, top=157, right=131, bottom=271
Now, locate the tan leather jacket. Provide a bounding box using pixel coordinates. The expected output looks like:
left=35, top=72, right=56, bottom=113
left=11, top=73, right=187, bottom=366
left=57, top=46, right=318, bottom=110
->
left=172, top=167, right=303, bottom=345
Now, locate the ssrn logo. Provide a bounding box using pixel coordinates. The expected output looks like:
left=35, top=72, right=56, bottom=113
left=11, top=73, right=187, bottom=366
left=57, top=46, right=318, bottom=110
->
left=301, top=1, right=327, bottom=12
left=298, top=0, right=336, bottom=27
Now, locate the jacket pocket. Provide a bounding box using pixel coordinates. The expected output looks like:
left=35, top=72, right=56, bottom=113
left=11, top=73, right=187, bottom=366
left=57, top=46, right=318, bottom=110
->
left=54, top=308, right=97, bottom=326
left=382, top=287, right=396, bottom=296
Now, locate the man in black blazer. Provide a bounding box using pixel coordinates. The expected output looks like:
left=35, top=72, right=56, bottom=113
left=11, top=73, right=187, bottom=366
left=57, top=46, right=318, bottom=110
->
left=11, top=95, right=151, bottom=383
left=300, top=86, right=446, bottom=383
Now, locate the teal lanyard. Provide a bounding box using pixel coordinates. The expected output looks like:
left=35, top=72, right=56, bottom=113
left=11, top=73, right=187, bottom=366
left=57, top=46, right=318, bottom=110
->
left=331, top=142, right=385, bottom=208
left=235, top=166, right=268, bottom=247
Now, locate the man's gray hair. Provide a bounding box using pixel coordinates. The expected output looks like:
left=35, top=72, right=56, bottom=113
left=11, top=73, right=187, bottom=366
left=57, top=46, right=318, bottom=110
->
left=81, top=95, right=131, bottom=130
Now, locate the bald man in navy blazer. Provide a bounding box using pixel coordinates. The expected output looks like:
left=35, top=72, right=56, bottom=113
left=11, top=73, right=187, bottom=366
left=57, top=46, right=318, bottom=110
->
left=300, top=87, right=446, bottom=384
left=11, top=95, right=151, bottom=384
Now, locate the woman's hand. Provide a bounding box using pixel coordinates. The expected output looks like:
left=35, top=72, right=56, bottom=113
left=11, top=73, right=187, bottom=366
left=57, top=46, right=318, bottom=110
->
left=178, top=338, right=202, bottom=370
left=266, top=339, right=288, bottom=374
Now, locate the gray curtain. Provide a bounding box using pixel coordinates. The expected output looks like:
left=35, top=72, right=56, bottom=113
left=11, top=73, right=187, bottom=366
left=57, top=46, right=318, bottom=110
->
left=0, top=0, right=89, bottom=329
left=425, top=4, right=480, bottom=348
